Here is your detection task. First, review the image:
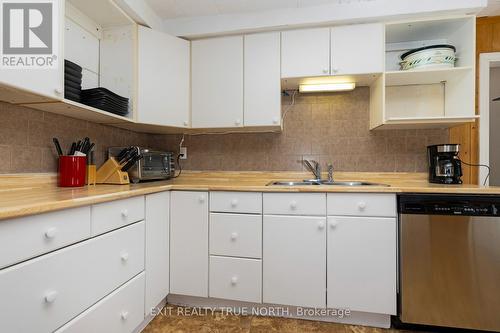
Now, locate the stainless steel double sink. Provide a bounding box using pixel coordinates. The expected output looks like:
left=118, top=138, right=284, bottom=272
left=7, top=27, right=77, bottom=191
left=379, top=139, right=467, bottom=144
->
left=266, top=180, right=390, bottom=187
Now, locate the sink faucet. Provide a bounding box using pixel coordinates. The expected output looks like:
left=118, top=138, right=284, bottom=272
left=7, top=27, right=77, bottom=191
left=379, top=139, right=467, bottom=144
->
left=327, top=163, right=334, bottom=183
left=303, top=159, right=322, bottom=181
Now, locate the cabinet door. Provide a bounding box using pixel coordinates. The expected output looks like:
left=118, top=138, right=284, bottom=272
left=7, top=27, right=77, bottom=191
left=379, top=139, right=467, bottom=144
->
left=281, top=28, right=330, bottom=78
left=170, top=191, right=209, bottom=297
left=331, top=23, right=384, bottom=75
left=0, top=0, right=64, bottom=103
left=192, top=36, right=243, bottom=128
left=244, top=32, right=281, bottom=126
left=137, top=26, right=190, bottom=127
left=327, top=216, right=396, bottom=315
left=263, top=215, right=326, bottom=308
left=145, top=192, right=169, bottom=314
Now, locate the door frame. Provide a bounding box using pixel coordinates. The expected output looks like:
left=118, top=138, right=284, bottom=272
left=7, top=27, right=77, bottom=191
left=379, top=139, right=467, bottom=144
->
left=479, top=52, right=500, bottom=185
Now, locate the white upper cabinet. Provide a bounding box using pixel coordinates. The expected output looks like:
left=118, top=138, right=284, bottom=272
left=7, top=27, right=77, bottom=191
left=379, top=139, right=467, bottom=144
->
left=0, top=0, right=65, bottom=103
left=137, top=26, right=190, bottom=127
left=244, top=32, right=281, bottom=127
left=331, top=23, right=384, bottom=75
left=191, top=36, right=244, bottom=128
left=281, top=28, right=330, bottom=78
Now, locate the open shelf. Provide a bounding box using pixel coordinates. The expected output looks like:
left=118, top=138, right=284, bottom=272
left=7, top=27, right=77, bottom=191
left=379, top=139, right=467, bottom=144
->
left=23, top=99, right=133, bottom=124
left=378, top=115, right=479, bottom=129
left=385, top=66, right=472, bottom=86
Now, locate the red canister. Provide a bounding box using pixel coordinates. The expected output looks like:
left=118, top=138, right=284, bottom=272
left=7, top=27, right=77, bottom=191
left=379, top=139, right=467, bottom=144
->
left=58, top=156, right=87, bottom=187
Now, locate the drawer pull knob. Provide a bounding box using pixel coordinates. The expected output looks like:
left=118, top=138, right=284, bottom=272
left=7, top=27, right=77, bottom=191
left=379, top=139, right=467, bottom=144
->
left=290, top=201, right=297, bottom=210
left=230, top=232, right=238, bottom=241
left=329, top=221, right=337, bottom=229
left=121, top=209, right=129, bottom=218
left=44, top=290, right=58, bottom=303
left=318, top=221, right=325, bottom=230
left=199, top=195, right=206, bottom=203
left=323, top=68, right=329, bottom=74
left=235, top=119, right=241, bottom=126
left=272, top=117, right=279, bottom=124
left=231, top=199, right=238, bottom=207
left=44, top=227, right=57, bottom=239
left=121, top=252, right=130, bottom=262
left=121, top=311, right=129, bottom=320
left=231, top=276, right=238, bottom=285
left=358, top=202, right=366, bottom=210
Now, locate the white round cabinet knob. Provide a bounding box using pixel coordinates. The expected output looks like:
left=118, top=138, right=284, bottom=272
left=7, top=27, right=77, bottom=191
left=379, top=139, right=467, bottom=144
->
left=230, top=232, right=238, bottom=241
left=231, top=276, right=238, bottom=285
left=231, top=199, right=238, bottom=207
left=199, top=195, right=206, bottom=203
left=183, top=120, right=189, bottom=126
left=358, top=202, right=366, bottom=211
left=54, top=88, right=62, bottom=95
left=121, top=311, right=129, bottom=320
left=329, top=221, right=337, bottom=229
left=44, top=227, right=57, bottom=239
left=121, top=209, right=128, bottom=218
left=290, top=201, right=298, bottom=210
left=235, top=119, right=241, bottom=126
left=318, top=221, right=325, bottom=230
left=44, top=290, right=58, bottom=303
left=272, top=117, right=279, bottom=124
left=121, top=252, right=129, bottom=262
left=322, top=68, right=329, bottom=74
left=332, top=68, right=339, bottom=73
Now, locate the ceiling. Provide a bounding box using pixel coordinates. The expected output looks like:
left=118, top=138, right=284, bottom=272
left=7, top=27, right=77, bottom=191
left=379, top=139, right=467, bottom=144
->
left=480, top=0, right=500, bottom=16
left=144, top=0, right=376, bottom=20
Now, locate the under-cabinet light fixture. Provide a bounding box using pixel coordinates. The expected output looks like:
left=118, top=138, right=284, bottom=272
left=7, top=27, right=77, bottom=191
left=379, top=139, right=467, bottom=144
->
left=299, top=82, right=356, bottom=93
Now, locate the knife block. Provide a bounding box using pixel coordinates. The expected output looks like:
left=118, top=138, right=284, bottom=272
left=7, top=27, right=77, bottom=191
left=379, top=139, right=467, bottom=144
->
left=96, top=157, right=130, bottom=185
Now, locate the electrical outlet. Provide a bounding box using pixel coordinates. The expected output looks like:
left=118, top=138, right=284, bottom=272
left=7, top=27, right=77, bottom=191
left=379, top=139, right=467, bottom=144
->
left=179, top=147, right=187, bottom=159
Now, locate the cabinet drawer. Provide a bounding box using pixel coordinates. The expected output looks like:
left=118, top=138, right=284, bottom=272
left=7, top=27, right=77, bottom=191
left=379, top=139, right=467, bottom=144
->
left=210, top=192, right=262, bottom=214
left=92, top=196, right=144, bottom=235
left=210, top=213, right=262, bottom=258
left=209, top=256, right=262, bottom=303
left=263, top=193, right=326, bottom=215
left=327, top=193, right=396, bottom=217
left=0, top=221, right=145, bottom=333
left=56, top=273, right=145, bottom=333
left=0, top=207, right=90, bottom=269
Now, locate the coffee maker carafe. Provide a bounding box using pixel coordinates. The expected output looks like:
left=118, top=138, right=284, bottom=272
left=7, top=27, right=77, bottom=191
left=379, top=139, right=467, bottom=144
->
left=427, top=144, right=463, bottom=184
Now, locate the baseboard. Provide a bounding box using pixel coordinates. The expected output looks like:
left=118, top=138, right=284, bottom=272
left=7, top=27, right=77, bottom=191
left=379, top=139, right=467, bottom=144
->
left=166, top=294, right=391, bottom=329
left=134, top=298, right=167, bottom=333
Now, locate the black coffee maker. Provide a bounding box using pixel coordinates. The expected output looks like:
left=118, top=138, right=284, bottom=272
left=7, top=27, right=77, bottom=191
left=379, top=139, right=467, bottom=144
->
left=427, top=144, right=463, bottom=184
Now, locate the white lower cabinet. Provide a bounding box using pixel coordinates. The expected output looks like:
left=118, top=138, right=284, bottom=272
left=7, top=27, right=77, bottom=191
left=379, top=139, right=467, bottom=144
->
left=55, top=273, right=145, bottom=333
left=0, top=221, right=145, bottom=333
left=145, top=192, right=170, bottom=314
left=263, top=215, right=326, bottom=308
left=209, top=256, right=262, bottom=303
left=327, top=216, right=397, bottom=315
left=170, top=191, right=209, bottom=297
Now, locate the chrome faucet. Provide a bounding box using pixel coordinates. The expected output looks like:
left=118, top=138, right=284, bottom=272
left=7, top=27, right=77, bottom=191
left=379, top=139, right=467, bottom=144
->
left=327, top=163, right=334, bottom=183
left=303, top=159, right=322, bottom=182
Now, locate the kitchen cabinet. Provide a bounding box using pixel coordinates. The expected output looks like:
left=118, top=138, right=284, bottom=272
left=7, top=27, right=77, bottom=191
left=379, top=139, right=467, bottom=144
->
left=244, top=32, right=281, bottom=127
left=263, top=215, right=326, bottom=308
left=191, top=36, right=244, bottom=128
left=331, top=23, right=384, bottom=75
left=145, top=192, right=170, bottom=313
left=137, top=26, right=190, bottom=128
left=327, top=216, right=396, bottom=315
left=281, top=28, right=331, bottom=78
left=170, top=191, right=209, bottom=297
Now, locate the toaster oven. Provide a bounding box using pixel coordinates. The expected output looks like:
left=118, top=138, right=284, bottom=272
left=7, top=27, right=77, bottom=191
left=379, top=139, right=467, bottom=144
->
left=108, top=147, right=175, bottom=183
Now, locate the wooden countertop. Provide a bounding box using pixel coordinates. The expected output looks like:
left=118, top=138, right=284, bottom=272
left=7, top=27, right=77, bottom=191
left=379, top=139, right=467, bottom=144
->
left=1, top=171, right=499, bottom=220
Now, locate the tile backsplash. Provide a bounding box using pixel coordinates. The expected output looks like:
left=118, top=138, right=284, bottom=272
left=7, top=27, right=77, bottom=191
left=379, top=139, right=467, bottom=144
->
left=0, top=87, right=449, bottom=174
left=150, top=88, right=449, bottom=173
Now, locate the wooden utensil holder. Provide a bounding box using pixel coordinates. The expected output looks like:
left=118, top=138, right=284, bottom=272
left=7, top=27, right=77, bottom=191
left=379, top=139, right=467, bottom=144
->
left=96, top=157, right=129, bottom=184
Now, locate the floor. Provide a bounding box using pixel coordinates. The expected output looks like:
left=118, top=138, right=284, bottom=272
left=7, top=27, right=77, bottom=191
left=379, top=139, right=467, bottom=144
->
left=142, top=306, right=430, bottom=333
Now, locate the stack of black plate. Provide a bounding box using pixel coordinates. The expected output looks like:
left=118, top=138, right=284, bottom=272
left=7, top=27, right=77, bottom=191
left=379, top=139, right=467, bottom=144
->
left=81, top=88, right=129, bottom=116
left=64, top=60, right=82, bottom=102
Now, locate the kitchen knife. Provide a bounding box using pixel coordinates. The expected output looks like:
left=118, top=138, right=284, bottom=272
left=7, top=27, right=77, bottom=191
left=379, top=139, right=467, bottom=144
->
left=69, top=142, right=76, bottom=155
left=119, top=148, right=136, bottom=165
left=116, top=147, right=131, bottom=161
left=121, top=154, right=143, bottom=172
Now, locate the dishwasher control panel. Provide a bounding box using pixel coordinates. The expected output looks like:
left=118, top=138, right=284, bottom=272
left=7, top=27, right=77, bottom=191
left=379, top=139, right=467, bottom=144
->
left=398, top=194, right=500, bottom=216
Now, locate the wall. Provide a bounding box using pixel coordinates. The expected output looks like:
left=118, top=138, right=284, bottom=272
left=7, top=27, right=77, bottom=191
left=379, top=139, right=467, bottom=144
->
left=450, top=16, right=500, bottom=184
left=489, top=67, right=500, bottom=185
left=0, top=101, right=150, bottom=173
left=150, top=88, right=449, bottom=172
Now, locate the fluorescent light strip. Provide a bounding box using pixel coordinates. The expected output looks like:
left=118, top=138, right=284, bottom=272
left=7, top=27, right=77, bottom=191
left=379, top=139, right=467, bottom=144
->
left=299, top=82, right=356, bottom=93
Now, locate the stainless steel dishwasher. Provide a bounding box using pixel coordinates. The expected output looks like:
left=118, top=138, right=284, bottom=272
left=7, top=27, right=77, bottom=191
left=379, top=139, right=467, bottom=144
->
left=398, top=194, right=500, bottom=332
